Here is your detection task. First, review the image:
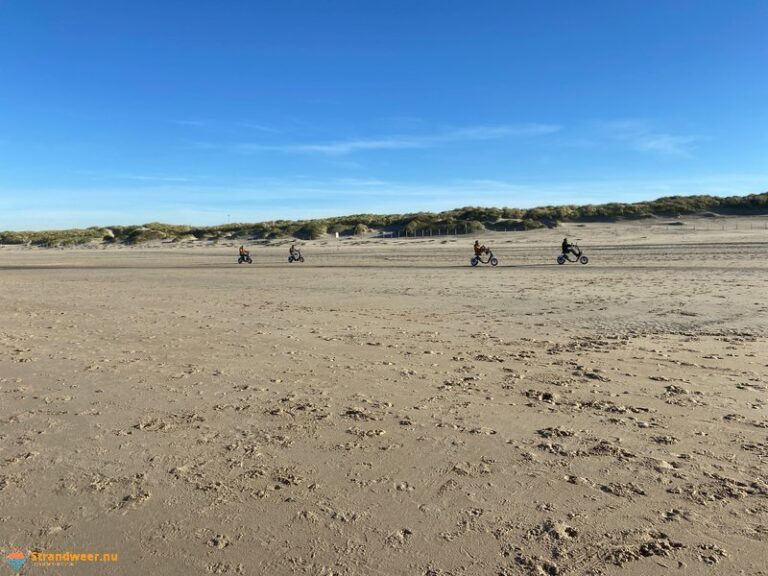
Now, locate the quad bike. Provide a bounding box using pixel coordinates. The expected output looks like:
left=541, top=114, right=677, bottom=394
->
left=557, top=244, right=588, bottom=265
left=288, top=251, right=305, bottom=263
left=470, top=250, right=498, bottom=267
left=238, top=254, right=253, bottom=264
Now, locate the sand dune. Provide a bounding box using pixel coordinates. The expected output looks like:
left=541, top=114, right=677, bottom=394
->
left=1, top=219, right=766, bottom=575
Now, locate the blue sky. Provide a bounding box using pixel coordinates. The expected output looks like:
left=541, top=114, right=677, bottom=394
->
left=1, top=0, right=766, bottom=230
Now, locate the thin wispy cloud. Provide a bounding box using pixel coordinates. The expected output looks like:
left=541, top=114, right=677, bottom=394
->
left=234, top=122, right=281, bottom=133
left=173, top=119, right=209, bottom=127
left=257, top=137, right=425, bottom=155
left=600, top=120, right=702, bottom=156
left=69, top=169, right=194, bottom=183
left=632, top=134, right=700, bottom=155
left=449, top=124, right=560, bottom=139
left=229, top=123, right=561, bottom=156
left=173, top=119, right=280, bottom=133
left=116, top=174, right=194, bottom=183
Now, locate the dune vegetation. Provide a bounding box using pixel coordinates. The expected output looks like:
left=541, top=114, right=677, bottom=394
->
left=2, top=192, right=766, bottom=247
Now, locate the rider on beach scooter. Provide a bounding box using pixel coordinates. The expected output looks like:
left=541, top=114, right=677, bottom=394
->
left=239, top=245, right=250, bottom=258
left=561, top=238, right=578, bottom=257
left=471, top=239, right=498, bottom=266
left=474, top=240, right=490, bottom=257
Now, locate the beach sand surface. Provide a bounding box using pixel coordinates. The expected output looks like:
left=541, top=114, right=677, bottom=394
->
left=1, top=217, right=767, bottom=575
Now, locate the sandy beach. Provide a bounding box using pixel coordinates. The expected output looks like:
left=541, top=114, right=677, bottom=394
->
left=1, top=217, right=766, bottom=575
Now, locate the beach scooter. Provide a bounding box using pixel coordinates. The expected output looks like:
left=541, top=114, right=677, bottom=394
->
left=288, top=250, right=305, bottom=263
left=471, top=250, right=498, bottom=267
left=557, top=244, right=588, bottom=265
left=238, top=253, right=253, bottom=264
